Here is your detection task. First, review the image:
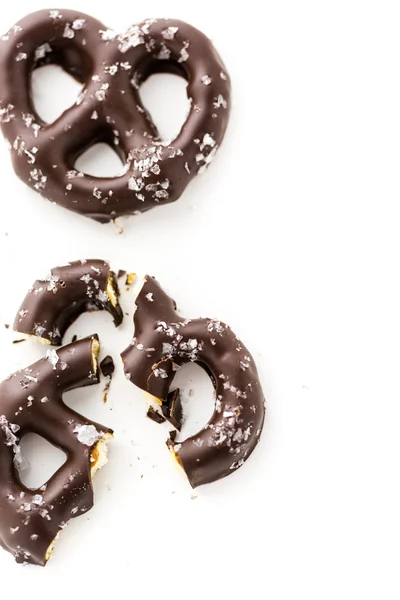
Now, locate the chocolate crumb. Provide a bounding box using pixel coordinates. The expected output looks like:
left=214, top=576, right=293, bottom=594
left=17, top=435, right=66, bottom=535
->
left=4, top=324, right=9, bottom=329
left=161, top=388, right=183, bottom=431
left=12, top=339, right=26, bottom=344
left=125, top=273, right=136, bottom=286
left=71, top=334, right=77, bottom=342
left=103, top=379, right=111, bottom=403
left=100, top=355, right=115, bottom=378
left=169, top=430, right=177, bottom=442
left=117, top=269, right=126, bottom=279
left=146, top=405, right=166, bottom=424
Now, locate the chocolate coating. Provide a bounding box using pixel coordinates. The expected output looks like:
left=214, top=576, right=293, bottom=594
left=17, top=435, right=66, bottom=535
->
left=121, top=277, right=265, bottom=488
left=0, top=10, right=231, bottom=222
left=14, top=259, right=122, bottom=345
left=0, top=336, right=112, bottom=566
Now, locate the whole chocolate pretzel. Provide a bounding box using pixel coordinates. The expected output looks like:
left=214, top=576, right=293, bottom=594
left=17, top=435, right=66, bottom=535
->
left=0, top=335, right=112, bottom=566
left=121, top=277, right=265, bottom=488
left=14, top=259, right=122, bottom=345
left=0, top=10, right=231, bottom=222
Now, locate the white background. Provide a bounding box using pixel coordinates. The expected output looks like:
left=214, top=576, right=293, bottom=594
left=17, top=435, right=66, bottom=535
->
left=0, top=0, right=399, bottom=598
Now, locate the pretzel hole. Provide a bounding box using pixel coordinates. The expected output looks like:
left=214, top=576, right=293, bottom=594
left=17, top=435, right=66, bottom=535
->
left=139, top=72, right=190, bottom=142
left=31, top=64, right=84, bottom=124
left=171, top=363, right=215, bottom=440
left=18, top=434, right=67, bottom=490
left=75, top=142, right=125, bottom=178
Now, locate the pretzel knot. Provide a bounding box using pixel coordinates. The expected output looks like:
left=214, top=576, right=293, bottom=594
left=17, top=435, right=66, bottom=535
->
left=0, top=336, right=112, bottom=566
left=0, top=10, right=231, bottom=222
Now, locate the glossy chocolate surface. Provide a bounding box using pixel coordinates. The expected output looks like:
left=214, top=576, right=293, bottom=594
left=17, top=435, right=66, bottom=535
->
left=121, top=277, right=265, bottom=487
left=0, top=336, right=112, bottom=566
left=14, top=259, right=122, bottom=345
left=0, top=10, right=231, bottom=222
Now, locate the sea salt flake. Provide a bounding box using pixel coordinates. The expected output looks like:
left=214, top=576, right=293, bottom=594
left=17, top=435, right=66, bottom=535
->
left=0, top=104, right=15, bottom=124
left=201, top=75, right=212, bottom=85
left=162, top=343, right=174, bottom=356
left=202, top=133, right=216, bottom=148
left=162, top=26, right=179, bottom=40
left=155, top=189, right=168, bottom=199
left=10, top=527, right=19, bottom=534
left=178, top=42, right=189, bottom=63
left=40, top=396, right=49, bottom=403
left=95, top=89, right=107, bottom=102
left=72, top=19, right=85, bottom=30
left=74, top=424, right=103, bottom=446
left=207, top=320, right=225, bottom=333
left=34, top=324, right=46, bottom=337
left=100, top=29, right=116, bottom=41
left=91, top=110, right=98, bottom=120
left=97, top=290, right=108, bottom=303
left=49, top=10, right=62, bottom=19
left=157, top=44, right=171, bottom=60
left=35, top=43, right=52, bottom=61
left=146, top=293, right=154, bottom=302
left=153, top=368, right=168, bottom=379
left=117, top=25, right=144, bottom=53
left=46, top=349, right=59, bottom=370
left=63, top=24, right=75, bottom=39
left=128, top=176, right=144, bottom=191
left=105, top=64, right=118, bottom=75
left=213, top=94, right=228, bottom=109
left=93, top=187, right=102, bottom=199
left=16, top=52, right=27, bottom=62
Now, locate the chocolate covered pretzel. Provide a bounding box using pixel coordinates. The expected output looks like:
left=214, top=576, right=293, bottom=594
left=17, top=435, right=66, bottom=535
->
left=0, top=335, right=112, bottom=566
left=0, top=10, right=231, bottom=222
left=121, top=277, right=265, bottom=488
left=14, top=259, right=122, bottom=345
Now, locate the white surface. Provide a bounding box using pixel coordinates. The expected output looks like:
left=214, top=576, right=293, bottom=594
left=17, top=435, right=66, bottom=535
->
left=0, top=0, right=399, bottom=598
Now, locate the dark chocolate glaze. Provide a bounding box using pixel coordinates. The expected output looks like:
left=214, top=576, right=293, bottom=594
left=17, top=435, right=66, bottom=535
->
left=0, top=10, right=231, bottom=222
left=0, top=336, right=112, bottom=566
left=14, top=259, right=122, bottom=345
left=121, top=277, right=265, bottom=488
